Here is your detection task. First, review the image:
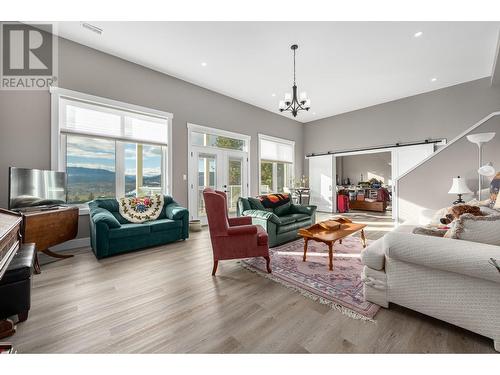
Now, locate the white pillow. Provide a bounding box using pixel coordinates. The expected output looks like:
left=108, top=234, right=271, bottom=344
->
left=449, top=214, right=500, bottom=246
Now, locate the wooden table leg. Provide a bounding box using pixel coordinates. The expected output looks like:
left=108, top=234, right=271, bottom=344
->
left=0, top=319, right=15, bottom=340
left=34, top=253, right=41, bottom=274
left=360, top=229, right=367, bottom=248
left=328, top=241, right=334, bottom=271
left=41, top=248, right=74, bottom=259
left=303, top=238, right=309, bottom=262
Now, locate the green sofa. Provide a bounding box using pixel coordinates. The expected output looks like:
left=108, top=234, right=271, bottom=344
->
left=88, top=196, right=189, bottom=259
left=237, top=196, right=316, bottom=247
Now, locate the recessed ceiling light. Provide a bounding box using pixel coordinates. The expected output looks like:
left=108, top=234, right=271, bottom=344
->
left=312, top=112, right=316, bottom=115
left=431, top=77, right=437, bottom=82
left=201, top=62, right=207, bottom=67
left=414, top=31, right=423, bottom=38
left=271, top=93, right=276, bottom=97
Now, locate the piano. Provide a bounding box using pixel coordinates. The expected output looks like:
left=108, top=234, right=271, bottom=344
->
left=0, top=209, right=22, bottom=339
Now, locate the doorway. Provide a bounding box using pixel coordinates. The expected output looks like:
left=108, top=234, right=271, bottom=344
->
left=308, top=143, right=437, bottom=221
left=187, top=124, right=250, bottom=223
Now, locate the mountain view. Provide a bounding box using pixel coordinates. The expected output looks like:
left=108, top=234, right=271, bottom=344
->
left=67, top=167, right=161, bottom=203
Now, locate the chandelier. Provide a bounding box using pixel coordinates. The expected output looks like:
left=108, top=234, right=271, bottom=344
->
left=279, top=44, right=311, bottom=117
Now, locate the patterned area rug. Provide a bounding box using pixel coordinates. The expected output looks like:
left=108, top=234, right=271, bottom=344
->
left=241, top=236, right=380, bottom=321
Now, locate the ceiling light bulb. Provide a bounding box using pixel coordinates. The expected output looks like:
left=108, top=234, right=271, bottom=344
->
left=201, top=62, right=207, bottom=67
left=414, top=31, right=423, bottom=38
left=431, top=77, right=437, bottom=82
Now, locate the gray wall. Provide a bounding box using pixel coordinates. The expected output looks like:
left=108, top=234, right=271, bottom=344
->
left=0, top=37, right=303, bottom=238
left=304, top=77, right=500, bottom=222
left=398, top=117, right=500, bottom=222
left=337, top=152, right=391, bottom=186
left=304, top=77, right=500, bottom=171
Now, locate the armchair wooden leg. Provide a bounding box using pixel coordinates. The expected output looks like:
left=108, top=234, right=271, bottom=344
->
left=264, top=256, right=272, bottom=273
left=212, top=260, right=219, bottom=276
left=18, top=310, right=29, bottom=323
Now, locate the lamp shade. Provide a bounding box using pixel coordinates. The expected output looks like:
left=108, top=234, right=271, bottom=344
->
left=466, top=132, right=496, bottom=145
left=478, top=162, right=496, bottom=177
left=448, top=176, right=473, bottom=195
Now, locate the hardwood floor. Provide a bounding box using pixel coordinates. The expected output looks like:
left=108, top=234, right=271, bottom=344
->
left=10, top=211, right=495, bottom=353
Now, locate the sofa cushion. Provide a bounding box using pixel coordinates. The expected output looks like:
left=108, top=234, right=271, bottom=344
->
left=274, top=201, right=292, bottom=216
left=277, top=220, right=311, bottom=234
left=91, top=208, right=122, bottom=228
left=287, top=213, right=310, bottom=222
left=258, top=193, right=291, bottom=209
left=238, top=198, right=251, bottom=213
left=243, top=210, right=281, bottom=225
left=108, top=223, right=151, bottom=239
left=94, top=198, right=120, bottom=213
left=278, top=215, right=296, bottom=225
left=248, top=197, right=267, bottom=211
left=448, top=213, right=500, bottom=246
left=111, top=212, right=129, bottom=224
left=149, top=218, right=182, bottom=233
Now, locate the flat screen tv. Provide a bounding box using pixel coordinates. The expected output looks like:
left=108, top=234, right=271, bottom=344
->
left=8, top=167, right=67, bottom=211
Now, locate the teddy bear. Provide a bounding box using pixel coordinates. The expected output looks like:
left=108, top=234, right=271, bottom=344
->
left=440, top=204, right=484, bottom=225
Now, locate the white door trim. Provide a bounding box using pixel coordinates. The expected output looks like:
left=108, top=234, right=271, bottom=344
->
left=187, top=123, right=251, bottom=222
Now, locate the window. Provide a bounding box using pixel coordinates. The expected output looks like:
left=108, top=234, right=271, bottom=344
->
left=258, top=134, right=295, bottom=194
left=51, top=88, right=172, bottom=207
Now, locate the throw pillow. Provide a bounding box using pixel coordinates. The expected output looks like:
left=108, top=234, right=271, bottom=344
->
left=448, top=213, right=500, bottom=246
left=258, top=193, right=291, bottom=209
left=274, top=201, right=292, bottom=216
left=248, top=197, right=267, bottom=211
left=118, top=194, right=164, bottom=223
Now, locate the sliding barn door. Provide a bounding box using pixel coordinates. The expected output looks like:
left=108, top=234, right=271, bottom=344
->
left=309, top=155, right=335, bottom=212
left=392, top=143, right=435, bottom=220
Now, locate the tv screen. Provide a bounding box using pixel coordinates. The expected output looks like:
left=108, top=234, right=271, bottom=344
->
left=9, top=167, right=67, bottom=210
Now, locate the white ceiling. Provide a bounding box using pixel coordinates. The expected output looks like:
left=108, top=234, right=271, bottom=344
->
left=54, top=22, right=500, bottom=123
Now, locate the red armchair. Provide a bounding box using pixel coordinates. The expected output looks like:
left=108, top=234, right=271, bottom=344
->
left=203, top=188, right=271, bottom=275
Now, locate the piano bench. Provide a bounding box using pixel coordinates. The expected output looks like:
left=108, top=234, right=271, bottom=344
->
left=0, top=243, right=36, bottom=323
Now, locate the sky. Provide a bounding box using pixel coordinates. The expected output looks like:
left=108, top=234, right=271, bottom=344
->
left=66, top=135, right=162, bottom=177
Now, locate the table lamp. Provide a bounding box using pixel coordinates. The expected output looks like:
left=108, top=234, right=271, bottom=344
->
left=466, top=132, right=496, bottom=200
left=448, top=176, right=472, bottom=204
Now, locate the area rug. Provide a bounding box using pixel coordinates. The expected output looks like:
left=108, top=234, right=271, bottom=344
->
left=241, top=236, right=380, bottom=321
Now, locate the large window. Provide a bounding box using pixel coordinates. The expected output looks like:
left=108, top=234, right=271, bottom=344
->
left=258, top=134, right=294, bottom=194
left=51, top=88, right=172, bottom=206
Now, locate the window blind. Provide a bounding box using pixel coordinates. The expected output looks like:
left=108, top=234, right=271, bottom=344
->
left=260, top=138, right=294, bottom=163
left=60, top=98, right=168, bottom=145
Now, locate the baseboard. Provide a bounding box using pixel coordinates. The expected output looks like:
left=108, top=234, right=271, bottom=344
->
left=50, top=237, right=90, bottom=252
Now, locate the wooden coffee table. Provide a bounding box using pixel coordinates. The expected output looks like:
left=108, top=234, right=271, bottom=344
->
left=298, top=218, right=367, bottom=271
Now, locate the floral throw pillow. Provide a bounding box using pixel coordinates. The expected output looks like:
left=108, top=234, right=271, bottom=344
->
left=118, top=194, right=164, bottom=223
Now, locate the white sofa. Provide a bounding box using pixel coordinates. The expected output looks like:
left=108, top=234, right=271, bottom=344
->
left=361, top=224, right=500, bottom=352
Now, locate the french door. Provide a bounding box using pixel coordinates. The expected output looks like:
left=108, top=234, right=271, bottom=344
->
left=189, top=147, right=248, bottom=223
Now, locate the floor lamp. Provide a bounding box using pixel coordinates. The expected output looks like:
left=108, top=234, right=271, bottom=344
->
left=466, top=132, right=496, bottom=200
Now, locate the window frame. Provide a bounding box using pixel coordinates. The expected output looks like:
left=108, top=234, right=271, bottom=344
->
left=50, top=87, right=173, bottom=214
left=258, top=134, right=295, bottom=194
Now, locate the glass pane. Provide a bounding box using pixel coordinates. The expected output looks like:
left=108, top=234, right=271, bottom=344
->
left=227, top=158, right=242, bottom=214
left=198, top=153, right=217, bottom=217
left=66, top=135, right=116, bottom=204
left=277, top=162, right=293, bottom=193
left=191, top=131, right=245, bottom=151
left=260, top=161, right=273, bottom=194
left=125, top=143, right=163, bottom=197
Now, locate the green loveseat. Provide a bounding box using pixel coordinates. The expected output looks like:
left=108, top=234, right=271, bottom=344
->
left=88, top=196, right=189, bottom=259
left=237, top=196, right=316, bottom=247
